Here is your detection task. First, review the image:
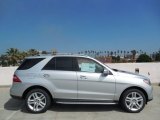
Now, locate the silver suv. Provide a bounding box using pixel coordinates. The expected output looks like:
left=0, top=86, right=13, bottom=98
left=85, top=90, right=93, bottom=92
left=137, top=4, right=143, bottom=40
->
left=10, top=54, right=153, bottom=113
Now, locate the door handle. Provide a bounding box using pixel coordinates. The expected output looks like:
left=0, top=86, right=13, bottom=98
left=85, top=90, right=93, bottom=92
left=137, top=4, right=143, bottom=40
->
left=80, top=75, right=87, bottom=79
left=43, top=74, right=50, bottom=78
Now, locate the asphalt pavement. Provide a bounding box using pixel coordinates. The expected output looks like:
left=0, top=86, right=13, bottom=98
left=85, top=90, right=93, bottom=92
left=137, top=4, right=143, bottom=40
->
left=0, top=86, right=160, bottom=120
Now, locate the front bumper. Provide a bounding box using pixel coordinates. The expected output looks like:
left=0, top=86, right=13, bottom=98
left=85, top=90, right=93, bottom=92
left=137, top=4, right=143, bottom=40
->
left=147, top=85, right=153, bottom=102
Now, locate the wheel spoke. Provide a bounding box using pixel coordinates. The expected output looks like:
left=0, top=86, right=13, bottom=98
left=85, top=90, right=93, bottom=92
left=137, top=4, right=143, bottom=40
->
left=136, top=96, right=143, bottom=102
left=125, top=97, right=132, bottom=102
left=39, top=102, right=45, bottom=108
left=36, top=104, right=39, bottom=111
left=132, top=92, right=136, bottom=98
left=129, top=103, right=134, bottom=109
left=135, top=102, right=141, bottom=109
left=28, top=100, right=35, bottom=105
left=32, top=93, right=38, bottom=99
left=33, top=103, right=37, bottom=111
left=39, top=94, right=45, bottom=100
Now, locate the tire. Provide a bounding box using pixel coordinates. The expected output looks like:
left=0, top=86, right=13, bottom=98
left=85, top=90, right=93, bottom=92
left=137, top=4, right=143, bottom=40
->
left=25, top=89, right=51, bottom=113
left=120, top=89, right=146, bottom=113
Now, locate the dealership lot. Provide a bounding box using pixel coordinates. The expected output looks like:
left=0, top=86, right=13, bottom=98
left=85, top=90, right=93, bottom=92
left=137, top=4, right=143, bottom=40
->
left=0, top=86, right=160, bottom=120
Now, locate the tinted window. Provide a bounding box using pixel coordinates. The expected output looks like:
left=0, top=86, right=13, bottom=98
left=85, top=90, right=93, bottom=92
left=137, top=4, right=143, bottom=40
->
left=18, top=58, right=44, bottom=70
left=43, top=57, right=78, bottom=71
left=77, top=58, right=104, bottom=73
left=42, top=58, right=56, bottom=70
left=56, top=57, right=73, bottom=71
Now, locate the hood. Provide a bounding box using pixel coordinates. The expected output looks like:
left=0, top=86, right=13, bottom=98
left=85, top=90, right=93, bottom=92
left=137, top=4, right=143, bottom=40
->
left=112, top=68, right=148, bottom=80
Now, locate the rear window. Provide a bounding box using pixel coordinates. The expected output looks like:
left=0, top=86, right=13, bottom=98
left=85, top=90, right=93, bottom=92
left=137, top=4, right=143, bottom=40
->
left=18, top=58, right=44, bottom=70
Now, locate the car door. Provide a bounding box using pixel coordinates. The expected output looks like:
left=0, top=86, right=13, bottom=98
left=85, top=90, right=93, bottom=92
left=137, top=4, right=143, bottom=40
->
left=42, top=57, right=78, bottom=99
left=76, top=57, right=116, bottom=101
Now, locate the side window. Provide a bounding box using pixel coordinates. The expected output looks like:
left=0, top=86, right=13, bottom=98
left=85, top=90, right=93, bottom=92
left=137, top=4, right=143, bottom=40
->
left=42, top=58, right=56, bottom=70
left=43, top=57, right=78, bottom=71
left=56, top=57, right=73, bottom=71
left=77, top=58, right=104, bottom=73
left=18, top=58, right=44, bottom=70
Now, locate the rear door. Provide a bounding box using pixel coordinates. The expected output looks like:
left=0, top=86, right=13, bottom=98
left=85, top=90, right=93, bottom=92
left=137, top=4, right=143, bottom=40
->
left=42, top=57, right=78, bottom=99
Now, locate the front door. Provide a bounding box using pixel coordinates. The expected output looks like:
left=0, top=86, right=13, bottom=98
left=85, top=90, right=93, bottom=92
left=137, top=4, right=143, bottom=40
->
left=76, top=57, right=116, bottom=101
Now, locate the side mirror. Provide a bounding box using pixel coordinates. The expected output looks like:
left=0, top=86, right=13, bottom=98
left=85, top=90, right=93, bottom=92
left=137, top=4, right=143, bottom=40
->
left=103, top=69, right=110, bottom=76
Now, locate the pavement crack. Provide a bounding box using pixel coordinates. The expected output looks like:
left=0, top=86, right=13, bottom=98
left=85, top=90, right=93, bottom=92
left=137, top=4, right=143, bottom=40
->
left=5, top=111, right=18, bottom=120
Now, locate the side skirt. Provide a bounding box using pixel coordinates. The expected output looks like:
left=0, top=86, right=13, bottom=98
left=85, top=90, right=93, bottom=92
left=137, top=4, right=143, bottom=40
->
left=54, top=99, right=118, bottom=105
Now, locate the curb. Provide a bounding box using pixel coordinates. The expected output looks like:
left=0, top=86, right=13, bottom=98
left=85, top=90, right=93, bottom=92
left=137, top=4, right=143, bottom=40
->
left=0, top=85, right=11, bottom=88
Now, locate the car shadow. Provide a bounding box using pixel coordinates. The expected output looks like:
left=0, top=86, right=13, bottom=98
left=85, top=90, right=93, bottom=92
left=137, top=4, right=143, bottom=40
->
left=48, top=103, right=124, bottom=112
left=5, top=98, right=124, bottom=113
left=4, top=98, right=24, bottom=111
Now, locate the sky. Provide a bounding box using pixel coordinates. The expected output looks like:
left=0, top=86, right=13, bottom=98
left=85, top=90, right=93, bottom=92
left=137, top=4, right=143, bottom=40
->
left=0, top=0, right=160, bottom=54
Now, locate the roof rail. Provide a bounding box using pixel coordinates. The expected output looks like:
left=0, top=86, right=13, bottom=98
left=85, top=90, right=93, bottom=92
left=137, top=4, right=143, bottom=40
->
left=56, top=53, right=86, bottom=55
left=39, top=52, right=87, bottom=56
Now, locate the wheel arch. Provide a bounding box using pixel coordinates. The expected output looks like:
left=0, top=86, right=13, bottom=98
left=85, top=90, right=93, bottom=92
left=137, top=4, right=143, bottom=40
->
left=119, top=86, right=148, bottom=103
left=22, top=85, right=53, bottom=101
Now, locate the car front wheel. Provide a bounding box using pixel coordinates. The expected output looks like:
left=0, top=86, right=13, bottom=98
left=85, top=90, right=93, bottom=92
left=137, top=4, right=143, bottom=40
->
left=121, top=89, right=146, bottom=113
left=25, top=89, right=51, bottom=113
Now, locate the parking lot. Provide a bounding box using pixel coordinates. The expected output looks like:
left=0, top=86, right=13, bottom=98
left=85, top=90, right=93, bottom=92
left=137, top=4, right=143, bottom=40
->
left=0, top=86, right=160, bottom=120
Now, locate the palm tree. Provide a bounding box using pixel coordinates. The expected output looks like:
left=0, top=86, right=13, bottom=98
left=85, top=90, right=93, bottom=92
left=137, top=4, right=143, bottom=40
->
left=27, top=49, right=39, bottom=56
left=152, top=52, right=155, bottom=60
left=114, top=51, right=116, bottom=56
left=140, top=50, right=144, bottom=54
left=19, top=51, right=27, bottom=61
left=117, top=50, right=120, bottom=56
left=107, top=51, right=109, bottom=57
left=127, top=51, right=130, bottom=59
left=139, top=50, right=142, bottom=55
left=6, top=48, right=21, bottom=66
left=124, top=50, right=126, bottom=57
left=80, top=51, right=83, bottom=54
left=131, top=50, right=136, bottom=60
left=85, top=51, right=87, bottom=55
left=0, top=54, right=8, bottom=66
left=110, top=51, right=113, bottom=56
left=42, top=51, right=47, bottom=54
left=120, top=50, right=123, bottom=57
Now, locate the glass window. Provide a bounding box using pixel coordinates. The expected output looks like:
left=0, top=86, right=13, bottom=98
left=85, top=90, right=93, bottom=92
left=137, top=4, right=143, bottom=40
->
left=56, top=57, right=73, bottom=71
left=42, top=58, right=56, bottom=70
left=18, top=58, right=44, bottom=70
left=43, top=57, right=78, bottom=71
left=77, top=58, right=104, bottom=73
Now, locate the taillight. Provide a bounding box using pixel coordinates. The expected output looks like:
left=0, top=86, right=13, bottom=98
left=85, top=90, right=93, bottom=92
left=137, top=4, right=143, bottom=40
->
left=13, top=75, right=21, bottom=82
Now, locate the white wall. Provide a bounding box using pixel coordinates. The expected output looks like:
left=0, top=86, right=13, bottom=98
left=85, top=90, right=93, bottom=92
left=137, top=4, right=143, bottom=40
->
left=0, top=63, right=160, bottom=86
left=107, top=63, right=160, bottom=84
left=0, top=67, right=17, bottom=86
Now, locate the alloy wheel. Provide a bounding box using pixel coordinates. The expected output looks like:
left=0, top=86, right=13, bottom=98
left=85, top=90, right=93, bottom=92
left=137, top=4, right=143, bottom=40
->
left=125, top=92, right=144, bottom=112
left=27, top=92, right=46, bottom=112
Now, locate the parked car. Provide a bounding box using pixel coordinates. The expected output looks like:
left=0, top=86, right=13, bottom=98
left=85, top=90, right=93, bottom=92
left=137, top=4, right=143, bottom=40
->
left=10, top=54, right=153, bottom=113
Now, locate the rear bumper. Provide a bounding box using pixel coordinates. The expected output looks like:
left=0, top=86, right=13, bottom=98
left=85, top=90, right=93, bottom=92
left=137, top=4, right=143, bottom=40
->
left=10, top=83, right=26, bottom=98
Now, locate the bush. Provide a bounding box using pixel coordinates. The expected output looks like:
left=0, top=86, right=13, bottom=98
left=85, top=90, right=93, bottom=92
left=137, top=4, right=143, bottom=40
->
left=136, top=54, right=152, bottom=62
left=155, top=53, right=160, bottom=61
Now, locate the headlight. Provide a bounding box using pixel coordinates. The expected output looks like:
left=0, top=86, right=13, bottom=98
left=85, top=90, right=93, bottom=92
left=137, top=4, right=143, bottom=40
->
left=143, top=79, right=151, bottom=85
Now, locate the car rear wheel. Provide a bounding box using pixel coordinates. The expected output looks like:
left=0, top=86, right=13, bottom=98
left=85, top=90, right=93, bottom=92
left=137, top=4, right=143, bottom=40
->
left=121, top=89, right=146, bottom=113
left=25, top=89, right=51, bottom=113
